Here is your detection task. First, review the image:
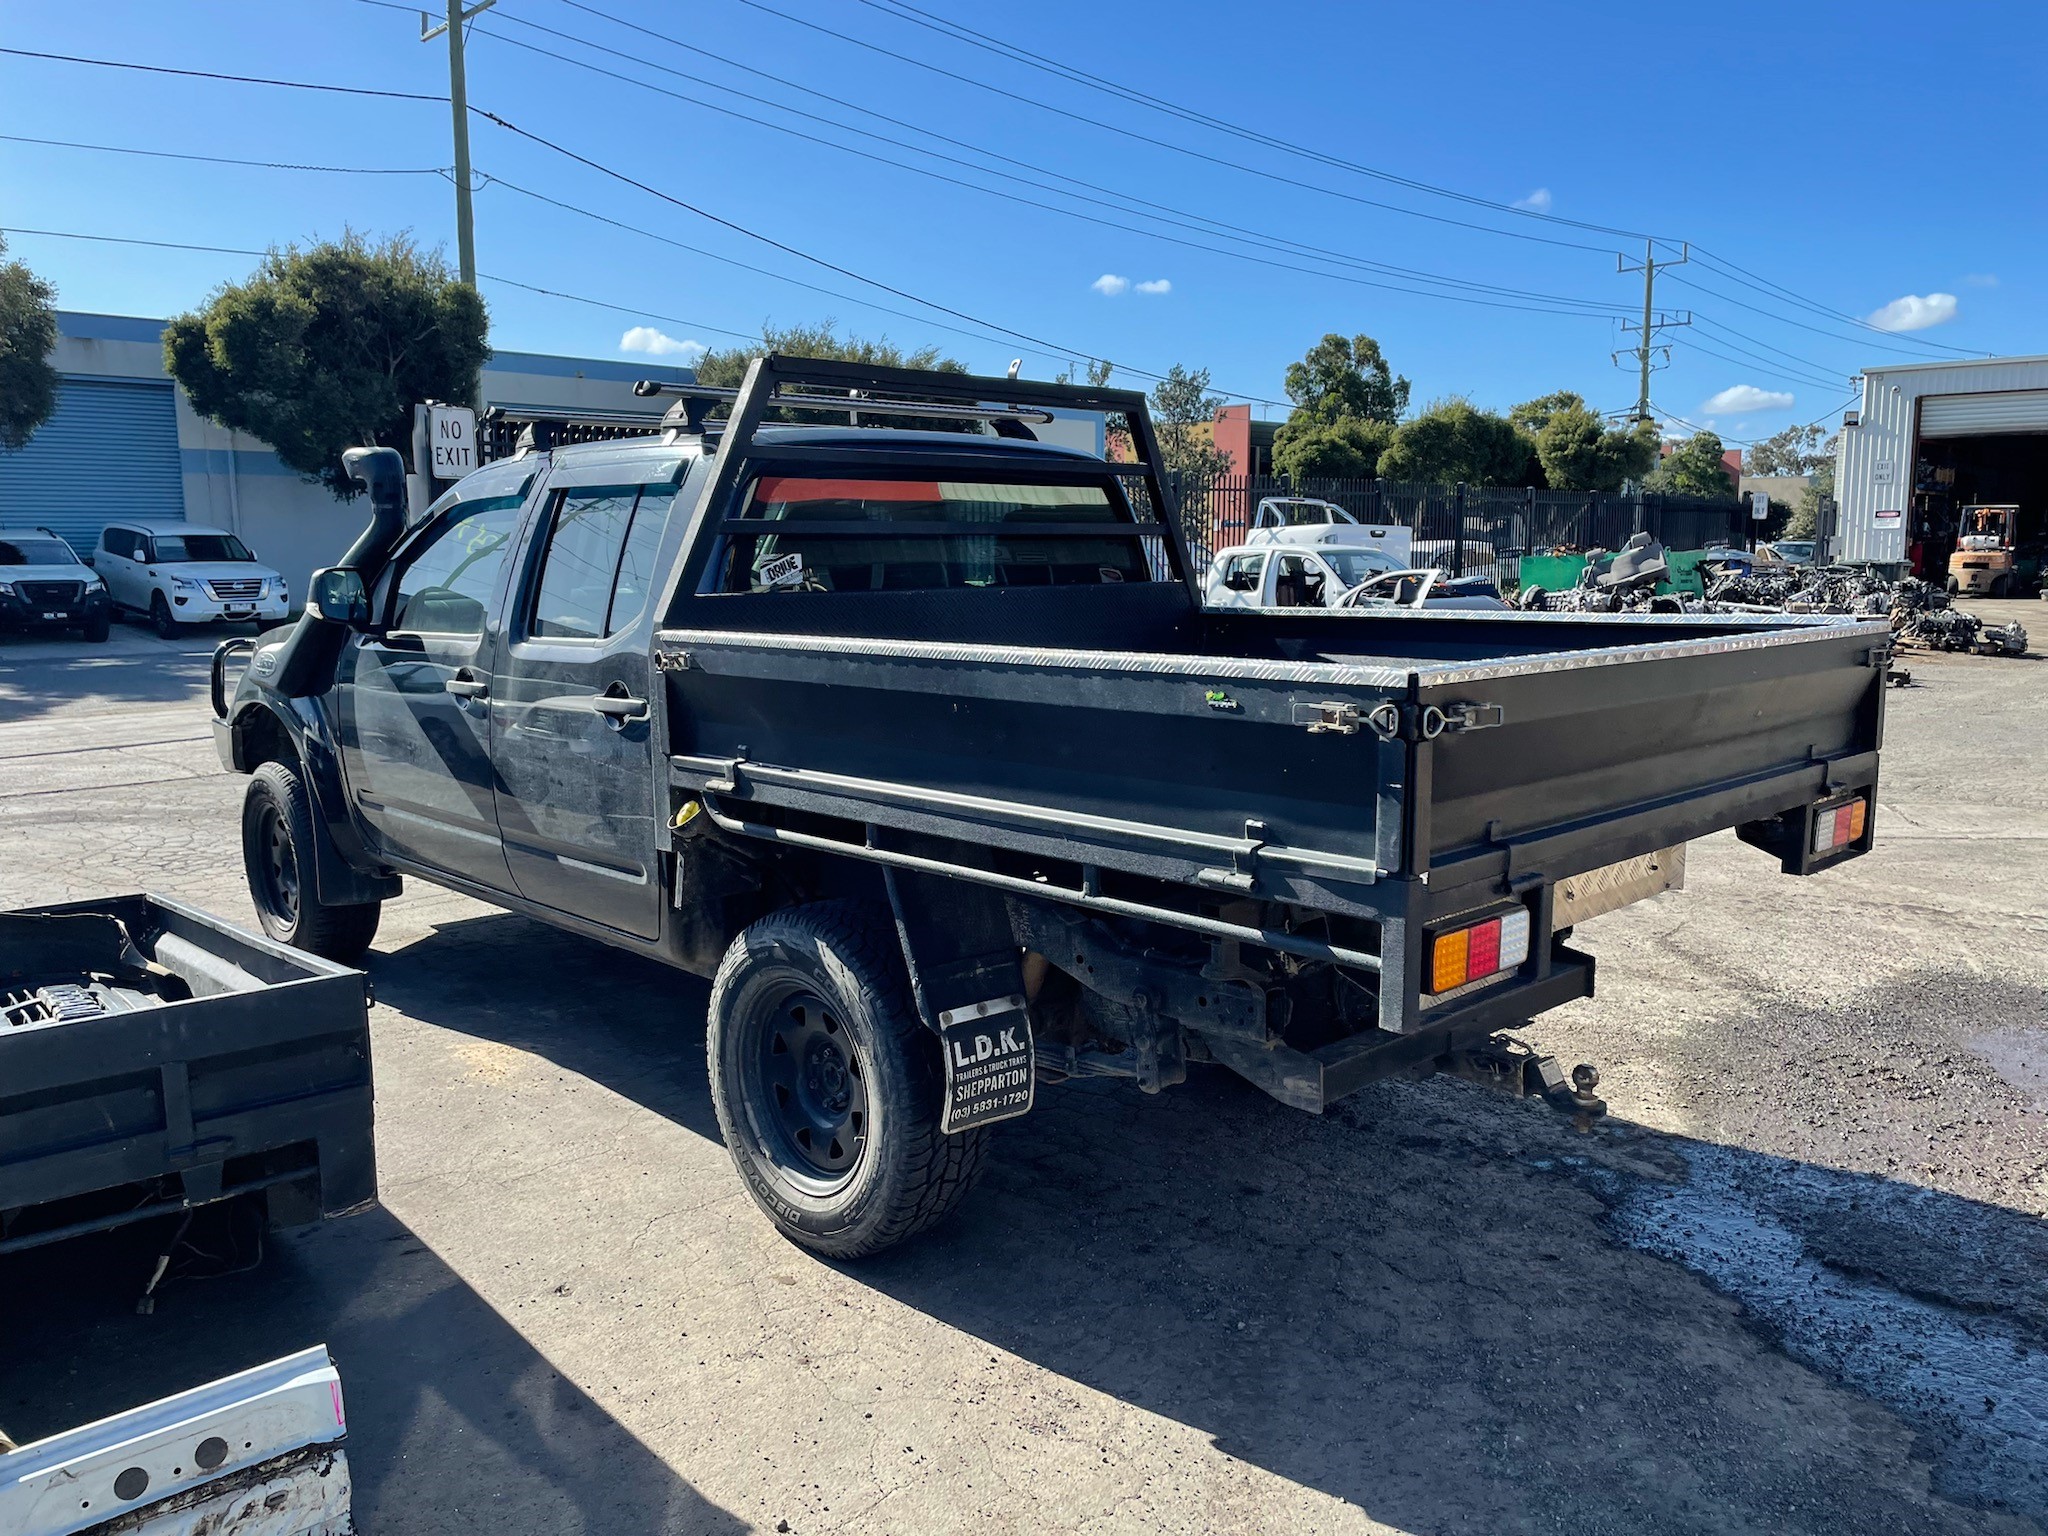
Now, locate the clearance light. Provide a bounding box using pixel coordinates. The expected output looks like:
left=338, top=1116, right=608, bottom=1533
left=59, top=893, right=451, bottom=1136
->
left=1811, top=794, right=1870, bottom=856
left=1427, top=908, right=1531, bottom=995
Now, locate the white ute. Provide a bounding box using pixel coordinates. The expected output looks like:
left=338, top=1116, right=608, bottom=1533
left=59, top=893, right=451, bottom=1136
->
left=89, top=523, right=289, bottom=638
left=1243, top=496, right=1413, bottom=561
left=1204, top=543, right=1505, bottom=611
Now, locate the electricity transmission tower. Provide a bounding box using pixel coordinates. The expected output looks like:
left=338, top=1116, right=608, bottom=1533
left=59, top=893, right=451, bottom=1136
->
left=1616, top=240, right=1692, bottom=425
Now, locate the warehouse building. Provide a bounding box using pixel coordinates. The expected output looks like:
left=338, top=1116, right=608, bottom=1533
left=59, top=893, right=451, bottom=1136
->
left=1833, top=354, right=2048, bottom=581
left=0, top=311, right=695, bottom=595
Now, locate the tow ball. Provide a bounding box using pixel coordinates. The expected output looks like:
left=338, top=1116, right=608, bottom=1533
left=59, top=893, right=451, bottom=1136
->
left=1441, top=1034, right=1607, bottom=1131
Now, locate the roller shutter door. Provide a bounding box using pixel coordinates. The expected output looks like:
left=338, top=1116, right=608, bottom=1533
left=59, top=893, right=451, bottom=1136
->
left=1918, top=390, right=2048, bottom=438
left=0, top=377, right=185, bottom=551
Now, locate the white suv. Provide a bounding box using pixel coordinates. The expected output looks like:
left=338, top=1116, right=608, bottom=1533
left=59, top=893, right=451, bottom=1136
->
left=91, top=522, right=290, bottom=637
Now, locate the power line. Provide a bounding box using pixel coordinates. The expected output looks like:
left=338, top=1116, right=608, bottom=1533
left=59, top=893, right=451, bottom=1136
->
left=1690, top=314, right=1861, bottom=377
left=1677, top=339, right=1847, bottom=394
left=0, top=45, right=1283, bottom=402
left=782, top=0, right=2008, bottom=371
left=477, top=273, right=764, bottom=345
left=464, top=105, right=1296, bottom=401
left=832, top=0, right=1661, bottom=245
left=477, top=174, right=1108, bottom=373
left=1666, top=271, right=1987, bottom=362
left=468, top=21, right=1628, bottom=319
left=723, top=0, right=1631, bottom=258
left=512, top=1, right=1627, bottom=314
left=0, top=132, right=448, bottom=176
left=1, top=226, right=267, bottom=257
left=0, top=46, right=446, bottom=101
left=1688, top=246, right=1984, bottom=358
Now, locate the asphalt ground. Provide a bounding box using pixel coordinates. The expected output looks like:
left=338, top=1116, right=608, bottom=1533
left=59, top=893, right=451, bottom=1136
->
left=1, top=602, right=2043, bottom=1535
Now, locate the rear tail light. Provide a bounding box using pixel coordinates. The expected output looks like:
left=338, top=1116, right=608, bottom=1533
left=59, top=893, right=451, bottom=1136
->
left=1427, top=908, right=1531, bottom=995
left=1811, top=794, right=1870, bottom=855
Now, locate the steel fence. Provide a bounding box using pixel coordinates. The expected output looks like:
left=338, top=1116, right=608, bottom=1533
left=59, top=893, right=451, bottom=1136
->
left=1169, top=473, right=1753, bottom=589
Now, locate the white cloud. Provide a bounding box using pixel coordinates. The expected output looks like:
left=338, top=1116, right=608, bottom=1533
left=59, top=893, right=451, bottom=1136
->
left=1867, top=292, right=1958, bottom=332
left=1963, top=272, right=1998, bottom=288
left=1702, top=384, right=1794, bottom=414
left=1091, top=273, right=1130, bottom=296
left=1134, top=278, right=1172, bottom=295
left=619, top=326, right=706, bottom=360
left=1513, top=187, right=1553, bottom=213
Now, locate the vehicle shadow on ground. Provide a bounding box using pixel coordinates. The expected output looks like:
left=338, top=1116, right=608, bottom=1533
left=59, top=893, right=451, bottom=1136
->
left=365, top=911, right=2048, bottom=1535
left=0, top=630, right=222, bottom=723
left=0, top=1205, right=746, bottom=1535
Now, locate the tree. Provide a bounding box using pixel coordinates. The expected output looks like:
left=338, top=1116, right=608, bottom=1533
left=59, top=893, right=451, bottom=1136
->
left=1149, top=364, right=1234, bottom=547
left=1786, top=443, right=1837, bottom=539
left=1377, top=397, right=1539, bottom=486
left=1746, top=421, right=1830, bottom=477
left=0, top=234, right=60, bottom=453
left=164, top=233, right=487, bottom=496
left=1054, top=357, right=1115, bottom=387
left=1644, top=431, right=1735, bottom=497
left=1272, top=416, right=1396, bottom=480
left=692, top=319, right=966, bottom=388
left=1510, top=391, right=1659, bottom=491
left=1283, top=332, right=1409, bottom=427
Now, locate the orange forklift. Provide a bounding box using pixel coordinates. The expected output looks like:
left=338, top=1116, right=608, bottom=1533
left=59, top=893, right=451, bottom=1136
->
left=1947, top=504, right=2029, bottom=597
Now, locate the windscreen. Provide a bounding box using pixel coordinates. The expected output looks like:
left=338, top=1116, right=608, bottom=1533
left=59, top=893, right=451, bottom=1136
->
left=153, top=533, right=253, bottom=563
left=1323, top=548, right=1402, bottom=585
left=708, top=473, right=1153, bottom=594
left=0, top=538, right=77, bottom=565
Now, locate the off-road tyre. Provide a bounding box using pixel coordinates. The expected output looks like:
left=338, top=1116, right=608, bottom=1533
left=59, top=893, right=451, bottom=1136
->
left=708, top=901, right=990, bottom=1258
left=150, top=591, right=181, bottom=639
left=241, top=760, right=381, bottom=965
left=80, top=611, right=110, bottom=643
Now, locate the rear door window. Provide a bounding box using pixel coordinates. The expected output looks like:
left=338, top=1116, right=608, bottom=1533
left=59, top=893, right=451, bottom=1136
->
left=708, top=473, right=1152, bottom=594
left=525, top=484, right=680, bottom=640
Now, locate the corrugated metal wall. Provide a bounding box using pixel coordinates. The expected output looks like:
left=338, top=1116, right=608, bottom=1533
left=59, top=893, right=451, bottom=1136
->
left=0, top=377, right=186, bottom=550
left=1835, top=357, right=2048, bottom=564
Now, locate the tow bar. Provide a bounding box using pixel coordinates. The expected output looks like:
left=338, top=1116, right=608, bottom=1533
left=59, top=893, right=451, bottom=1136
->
left=1443, top=1035, right=1607, bottom=1131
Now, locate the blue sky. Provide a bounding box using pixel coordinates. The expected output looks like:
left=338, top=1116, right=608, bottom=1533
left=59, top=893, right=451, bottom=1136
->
left=3, top=0, right=2040, bottom=443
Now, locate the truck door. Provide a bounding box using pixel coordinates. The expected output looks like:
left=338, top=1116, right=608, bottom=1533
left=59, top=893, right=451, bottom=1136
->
left=336, top=490, right=527, bottom=890
left=489, top=466, right=690, bottom=940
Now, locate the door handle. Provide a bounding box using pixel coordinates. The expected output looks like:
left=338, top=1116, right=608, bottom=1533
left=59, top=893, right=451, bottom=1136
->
left=590, top=693, right=648, bottom=720
left=444, top=675, right=490, bottom=699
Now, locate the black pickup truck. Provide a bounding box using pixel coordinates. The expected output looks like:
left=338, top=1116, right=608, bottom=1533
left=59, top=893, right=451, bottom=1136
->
left=211, top=357, right=1888, bottom=1256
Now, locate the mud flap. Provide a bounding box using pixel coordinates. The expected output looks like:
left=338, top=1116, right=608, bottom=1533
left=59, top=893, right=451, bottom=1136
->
left=882, top=857, right=1034, bottom=1132
left=936, top=996, right=1035, bottom=1132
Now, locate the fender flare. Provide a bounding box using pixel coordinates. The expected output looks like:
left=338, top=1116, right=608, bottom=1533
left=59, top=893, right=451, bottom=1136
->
left=227, top=697, right=401, bottom=907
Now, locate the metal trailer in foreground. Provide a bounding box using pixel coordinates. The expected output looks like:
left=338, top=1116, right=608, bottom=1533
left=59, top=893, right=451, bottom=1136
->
left=212, top=356, right=1887, bottom=1258
left=0, top=1345, right=350, bottom=1536
left=0, top=895, right=374, bottom=1259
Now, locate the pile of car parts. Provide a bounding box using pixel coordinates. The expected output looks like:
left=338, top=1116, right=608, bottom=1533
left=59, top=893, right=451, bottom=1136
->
left=1519, top=550, right=2031, bottom=656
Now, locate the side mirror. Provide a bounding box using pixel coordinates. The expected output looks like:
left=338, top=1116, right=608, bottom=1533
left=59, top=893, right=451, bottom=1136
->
left=307, top=567, right=372, bottom=628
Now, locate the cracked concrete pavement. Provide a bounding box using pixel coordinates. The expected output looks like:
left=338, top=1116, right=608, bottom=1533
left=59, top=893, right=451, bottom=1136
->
left=1, top=611, right=2044, bottom=1534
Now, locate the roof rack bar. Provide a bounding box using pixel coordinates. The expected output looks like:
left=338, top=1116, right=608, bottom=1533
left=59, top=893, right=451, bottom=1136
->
left=634, top=378, right=1053, bottom=430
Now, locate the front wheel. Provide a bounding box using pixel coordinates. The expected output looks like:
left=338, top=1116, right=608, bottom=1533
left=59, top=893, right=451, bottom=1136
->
left=80, top=610, right=110, bottom=643
left=708, top=902, right=989, bottom=1259
left=149, top=592, right=181, bottom=639
left=241, top=760, right=381, bottom=964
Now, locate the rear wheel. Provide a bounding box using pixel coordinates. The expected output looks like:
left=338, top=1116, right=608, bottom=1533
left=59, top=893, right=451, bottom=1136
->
left=241, top=760, right=381, bottom=964
left=149, top=592, right=181, bottom=639
left=1990, top=575, right=2011, bottom=599
left=708, top=902, right=989, bottom=1258
left=1946, top=576, right=1961, bottom=597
